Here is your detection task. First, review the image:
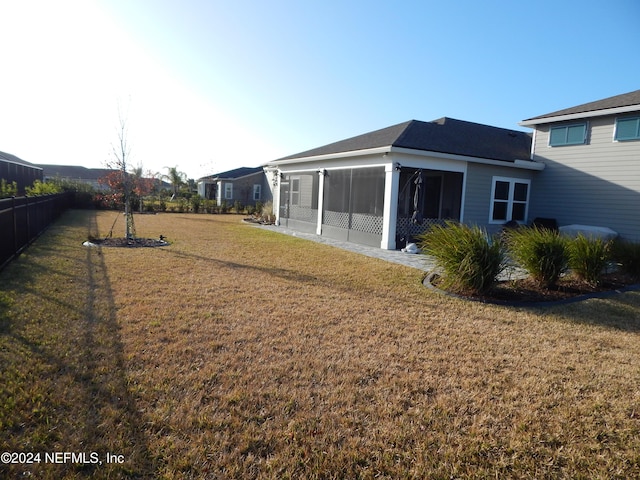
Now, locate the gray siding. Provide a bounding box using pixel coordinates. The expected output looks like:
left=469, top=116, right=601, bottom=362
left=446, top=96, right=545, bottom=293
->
left=227, top=172, right=272, bottom=206
left=529, top=115, right=640, bottom=241
left=463, top=163, right=537, bottom=235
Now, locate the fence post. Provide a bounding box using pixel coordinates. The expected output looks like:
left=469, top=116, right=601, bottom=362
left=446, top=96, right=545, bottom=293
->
left=26, top=195, right=31, bottom=244
left=12, top=196, right=18, bottom=256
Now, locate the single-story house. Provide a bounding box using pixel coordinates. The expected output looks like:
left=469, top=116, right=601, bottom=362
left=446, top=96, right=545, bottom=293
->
left=197, top=166, right=273, bottom=206
left=38, top=164, right=173, bottom=192
left=38, top=164, right=114, bottom=191
left=266, top=117, right=542, bottom=249
left=0, top=151, right=43, bottom=195
left=521, top=89, right=640, bottom=241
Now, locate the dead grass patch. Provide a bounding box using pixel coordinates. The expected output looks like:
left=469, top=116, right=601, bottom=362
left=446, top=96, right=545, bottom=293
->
left=2, top=210, right=640, bottom=478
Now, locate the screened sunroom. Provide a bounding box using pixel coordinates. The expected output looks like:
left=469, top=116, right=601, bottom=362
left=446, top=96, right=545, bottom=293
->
left=279, top=167, right=386, bottom=247
left=396, top=168, right=463, bottom=246
left=268, top=117, right=539, bottom=250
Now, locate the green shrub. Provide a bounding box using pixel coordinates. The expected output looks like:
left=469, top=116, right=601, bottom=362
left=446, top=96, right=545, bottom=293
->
left=417, top=221, right=504, bottom=295
left=568, top=235, right=611, bottom=285
left=26, top=179, right=62, bottom=196
left=202, top=198, right=216, bottom=214
left=190, top=194, right=202, bottom=213
left=506, top=227, right=568, bottom=288
left=1, top=179, right=18, bottom=198
left=612, top=240, right=640, bottom=280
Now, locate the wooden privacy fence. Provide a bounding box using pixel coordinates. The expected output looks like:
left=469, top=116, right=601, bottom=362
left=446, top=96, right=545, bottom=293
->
left=0, top=193, right=72, bottom=270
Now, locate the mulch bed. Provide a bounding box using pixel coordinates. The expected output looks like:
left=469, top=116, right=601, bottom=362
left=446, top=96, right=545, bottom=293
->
left=428, top=272, right=640, bottom=305
left=85, top=237, right=169, bottom=248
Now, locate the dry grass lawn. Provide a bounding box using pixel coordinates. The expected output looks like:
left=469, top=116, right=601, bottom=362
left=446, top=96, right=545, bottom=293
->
left=2, top=209, right=640, bottom=479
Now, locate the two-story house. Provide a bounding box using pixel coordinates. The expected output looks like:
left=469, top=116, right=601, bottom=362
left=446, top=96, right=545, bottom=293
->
left=521, top=89, right=640, bottom=241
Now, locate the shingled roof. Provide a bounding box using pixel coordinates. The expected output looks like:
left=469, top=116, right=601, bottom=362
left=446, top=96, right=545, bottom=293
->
left=0, top=151, right=42, bottom=169
left=521, top=89, right=640, bottom=123
left=276, top=118, right=532, bottom=163
left=38, top=164, right=113, bottom=180
left=199, top=166, right=263, bottom=181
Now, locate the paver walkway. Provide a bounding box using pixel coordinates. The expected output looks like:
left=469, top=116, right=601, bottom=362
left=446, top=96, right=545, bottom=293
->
left=250, top=223, right=436, bottom=271
left=249, top=222, right=528, bottom=281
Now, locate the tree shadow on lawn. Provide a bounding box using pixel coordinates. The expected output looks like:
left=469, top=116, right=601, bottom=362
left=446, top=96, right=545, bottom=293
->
left=0, top=210, right=156, bottom=478
left=161, top=224, right=640, bottom=334
left=155, top=245, right=324, bottom=287
left=549, top=290, right=640, bottom=333
left=425, top=271, right=640, bottom=333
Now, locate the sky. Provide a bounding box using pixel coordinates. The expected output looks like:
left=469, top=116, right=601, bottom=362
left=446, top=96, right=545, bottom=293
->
left=1, top=0, right=639, bottom=180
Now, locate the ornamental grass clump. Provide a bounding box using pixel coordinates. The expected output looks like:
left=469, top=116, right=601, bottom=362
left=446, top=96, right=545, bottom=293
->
left=568, top=235, right=611, bottom=286
left=418, top=221, right=504, bottom=295
left=506, top=227, right=568, bottom=289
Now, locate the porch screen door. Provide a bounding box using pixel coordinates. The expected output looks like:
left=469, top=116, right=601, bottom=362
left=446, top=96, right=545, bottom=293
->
left=322, top=167, right=385, bottom=246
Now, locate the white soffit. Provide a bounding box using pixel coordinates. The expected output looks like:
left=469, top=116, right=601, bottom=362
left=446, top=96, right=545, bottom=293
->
left=520, top=104, right=640, bottom=127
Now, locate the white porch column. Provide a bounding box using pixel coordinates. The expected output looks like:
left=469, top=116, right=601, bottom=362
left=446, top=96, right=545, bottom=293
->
left=316, top=169, right=325, bottom=235
left=381, top=162, right=400, bottom=249
left=273, top=171, right=281, bottom=225
left=216, top=181, right=222, bottom=205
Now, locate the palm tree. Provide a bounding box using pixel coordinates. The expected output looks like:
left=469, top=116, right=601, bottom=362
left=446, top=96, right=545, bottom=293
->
left=163, top=166, right=186, bottom=198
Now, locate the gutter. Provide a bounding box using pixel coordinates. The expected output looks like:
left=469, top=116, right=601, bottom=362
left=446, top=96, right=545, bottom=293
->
left=268, top=146, right=545, bottom=171
left=520, top=104, right=640, bottom=127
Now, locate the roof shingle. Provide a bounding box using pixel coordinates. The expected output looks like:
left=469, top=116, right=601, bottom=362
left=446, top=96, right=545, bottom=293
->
left=199, top=166, right=263, bottom=181
left=522, top=89, right=640, bottom=122
left=0, top=151, right=42, bottom=169
left=276, top=117, right=532, bottom=163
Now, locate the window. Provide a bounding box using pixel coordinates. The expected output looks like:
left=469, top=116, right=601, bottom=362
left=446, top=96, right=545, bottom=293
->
left=279, top=172, right=319, bottom=222
left=224, top=183, right=233, bottom=199
left=549, top=123, right=587, bottom=146
left=489, top=177, right=530, bottom=224
left=290, top=178, right=300, bottom=205
left=253, top=184, right=261, bottom=201
left=615, top=117, right=640, bottom=141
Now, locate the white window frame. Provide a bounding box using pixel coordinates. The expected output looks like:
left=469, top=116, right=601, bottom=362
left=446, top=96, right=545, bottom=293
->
left=614, top=116, right=640, bottom=142
left=224, top=183, right=233, bottom=200
left=290, top=177, right=300, bottom=205
left=549, top=122, right=587, bottom=146
left=253, top=184, right=261, bottom=201
left=489, top=176, right=531, bottom=225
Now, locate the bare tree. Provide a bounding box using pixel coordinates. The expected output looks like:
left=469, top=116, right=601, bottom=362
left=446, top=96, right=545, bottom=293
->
left=106, top=102, right=135, bottom=239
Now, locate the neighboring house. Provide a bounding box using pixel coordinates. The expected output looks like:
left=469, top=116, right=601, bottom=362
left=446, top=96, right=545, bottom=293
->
left=38, top=164, right=114, bottom=190
left=521, top=89, right=640, bottom=241
left=197, top=166, right=272, bottom=207
left=0, top=151, right=43, bottom=195
left=266, top=118, right=542, bottom=249
left=38, top=164, right=171, bottom=192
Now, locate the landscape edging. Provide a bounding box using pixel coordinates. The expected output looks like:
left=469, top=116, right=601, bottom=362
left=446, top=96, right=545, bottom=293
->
left=422, top=271, right=640, bottom=308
